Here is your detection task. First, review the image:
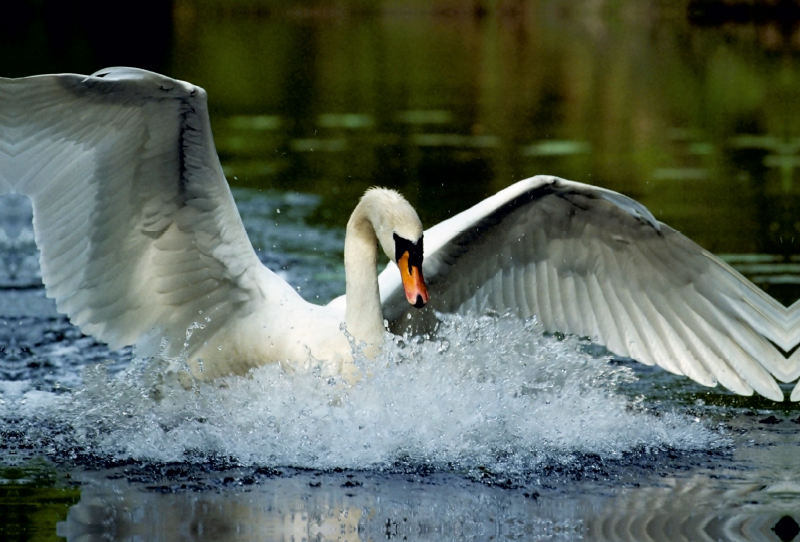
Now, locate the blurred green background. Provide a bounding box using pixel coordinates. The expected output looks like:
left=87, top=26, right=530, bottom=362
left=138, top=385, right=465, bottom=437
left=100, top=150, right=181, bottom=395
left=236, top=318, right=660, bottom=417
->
left=2, top=0, right=800, bottom=290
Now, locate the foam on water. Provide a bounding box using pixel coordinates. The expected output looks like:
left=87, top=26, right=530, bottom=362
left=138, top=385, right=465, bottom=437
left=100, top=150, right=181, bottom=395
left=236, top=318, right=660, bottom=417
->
left=13, top=313, right=726, bottom=475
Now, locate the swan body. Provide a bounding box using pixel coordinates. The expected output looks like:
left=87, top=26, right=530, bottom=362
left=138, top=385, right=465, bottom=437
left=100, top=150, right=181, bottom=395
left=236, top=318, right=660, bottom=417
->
left=160, top=191, right=423, bottom=381
left=0, top=67, right=797, bottom=401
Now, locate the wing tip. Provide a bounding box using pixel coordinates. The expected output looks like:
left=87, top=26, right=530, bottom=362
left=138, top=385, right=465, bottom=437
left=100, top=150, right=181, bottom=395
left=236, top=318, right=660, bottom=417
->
left=762, top=381, right=786, bottom=402
left=791, top=381, right=800, bottom=402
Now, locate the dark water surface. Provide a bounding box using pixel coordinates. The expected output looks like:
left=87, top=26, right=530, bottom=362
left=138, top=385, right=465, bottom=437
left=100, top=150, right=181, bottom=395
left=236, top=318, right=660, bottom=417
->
left=2, top=2, right=800, bottom=540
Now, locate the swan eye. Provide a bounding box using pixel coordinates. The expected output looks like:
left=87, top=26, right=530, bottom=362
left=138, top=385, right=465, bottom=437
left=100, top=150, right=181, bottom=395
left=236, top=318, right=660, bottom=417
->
left=393, top=233, right=423, bottom=270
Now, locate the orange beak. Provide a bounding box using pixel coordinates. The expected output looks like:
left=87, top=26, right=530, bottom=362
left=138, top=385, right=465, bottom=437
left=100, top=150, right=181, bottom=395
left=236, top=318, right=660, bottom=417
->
left=398, top=252, right=429, bottom=308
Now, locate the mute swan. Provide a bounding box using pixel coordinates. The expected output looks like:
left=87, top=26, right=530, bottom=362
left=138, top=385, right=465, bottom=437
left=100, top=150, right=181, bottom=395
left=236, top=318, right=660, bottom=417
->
left=0, top=67, right=796, bottom=401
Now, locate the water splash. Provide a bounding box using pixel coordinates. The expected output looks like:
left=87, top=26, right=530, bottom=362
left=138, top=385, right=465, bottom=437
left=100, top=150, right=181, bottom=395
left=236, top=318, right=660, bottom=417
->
left=17, top=313, right=726, bottom=475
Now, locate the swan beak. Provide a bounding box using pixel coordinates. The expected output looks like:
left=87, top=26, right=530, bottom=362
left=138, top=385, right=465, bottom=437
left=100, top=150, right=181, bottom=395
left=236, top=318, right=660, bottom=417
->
left=398, top=252, right=429, bottom=308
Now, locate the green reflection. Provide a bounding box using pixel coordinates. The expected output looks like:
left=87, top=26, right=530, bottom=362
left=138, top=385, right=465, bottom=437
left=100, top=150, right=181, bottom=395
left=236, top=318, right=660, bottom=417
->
left=0, top=459, right=80, bottom=542
left=164, top=1, right=800, bottom=274
left=172, top=4, right=800, bottom=305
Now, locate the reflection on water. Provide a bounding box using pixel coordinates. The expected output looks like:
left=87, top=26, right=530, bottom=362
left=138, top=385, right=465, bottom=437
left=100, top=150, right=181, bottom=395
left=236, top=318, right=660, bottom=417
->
left=52, top=420, right=800, bottom=542
left=3, top=1, right=800, bottom=540
left=42, top=393, right=800, bottom=542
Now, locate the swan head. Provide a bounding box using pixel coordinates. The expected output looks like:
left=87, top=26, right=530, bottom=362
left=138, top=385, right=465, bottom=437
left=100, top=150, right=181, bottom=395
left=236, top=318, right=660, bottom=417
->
left=360, top=188, right=429, bottom=308
left=393, top=232, right=428, bottom=308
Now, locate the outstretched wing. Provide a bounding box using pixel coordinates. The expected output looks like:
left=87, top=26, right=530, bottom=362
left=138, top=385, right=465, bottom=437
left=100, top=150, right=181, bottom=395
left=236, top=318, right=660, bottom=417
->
left=380, top=176, right=788, bottom=400
left=0, top=68, right=279, bottom=359
left=0, top=79, right=13, bottom=193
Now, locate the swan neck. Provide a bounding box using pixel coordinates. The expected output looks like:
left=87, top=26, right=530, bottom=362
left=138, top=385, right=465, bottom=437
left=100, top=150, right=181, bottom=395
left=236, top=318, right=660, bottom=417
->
left=344, top=205, right=384, bottom=346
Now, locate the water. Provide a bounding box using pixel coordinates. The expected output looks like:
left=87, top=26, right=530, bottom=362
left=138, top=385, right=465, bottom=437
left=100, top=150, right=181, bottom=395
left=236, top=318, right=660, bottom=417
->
left=2, top=1, right=800, bottom=540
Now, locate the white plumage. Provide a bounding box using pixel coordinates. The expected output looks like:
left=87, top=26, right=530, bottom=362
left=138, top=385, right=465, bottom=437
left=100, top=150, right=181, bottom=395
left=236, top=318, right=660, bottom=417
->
left=0, top=67, right=796, bottom=401
left=379, top=179, right=797, bottom=401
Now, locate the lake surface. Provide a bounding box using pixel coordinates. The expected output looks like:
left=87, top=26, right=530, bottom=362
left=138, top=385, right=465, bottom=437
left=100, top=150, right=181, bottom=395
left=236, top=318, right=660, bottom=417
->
left=2, top=1, right=800, bottom=540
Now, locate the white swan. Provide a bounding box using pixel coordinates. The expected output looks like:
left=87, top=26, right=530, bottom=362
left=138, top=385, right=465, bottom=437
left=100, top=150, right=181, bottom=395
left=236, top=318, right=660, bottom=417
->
left=0, top=67, right=795, bottom=401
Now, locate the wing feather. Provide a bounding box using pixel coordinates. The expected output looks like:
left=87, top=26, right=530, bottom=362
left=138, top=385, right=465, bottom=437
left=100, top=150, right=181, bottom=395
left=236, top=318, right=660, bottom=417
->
left=513, top=264, right=530, bottom=318
left=573, top=274, right=596, bottom=341
left=0, top=68, right=281, bottom=359
left=533, top=259, right=553, bottom=330
left=584, top=272, right=631, bottom=358
left=381, top=176, right=787, bottom=400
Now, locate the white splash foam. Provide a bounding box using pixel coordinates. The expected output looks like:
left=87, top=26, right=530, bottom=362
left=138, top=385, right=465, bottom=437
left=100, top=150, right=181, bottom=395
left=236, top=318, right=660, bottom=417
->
left=28, top=314, right=727, bottom=473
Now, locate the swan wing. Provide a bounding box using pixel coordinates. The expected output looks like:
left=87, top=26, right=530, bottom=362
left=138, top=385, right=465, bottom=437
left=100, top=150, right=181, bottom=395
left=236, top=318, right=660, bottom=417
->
left=0, top=80, right=13, bottom=193
left=0, top=68, right=283, bottom=359
left=380, top=176, right=787, bottom=400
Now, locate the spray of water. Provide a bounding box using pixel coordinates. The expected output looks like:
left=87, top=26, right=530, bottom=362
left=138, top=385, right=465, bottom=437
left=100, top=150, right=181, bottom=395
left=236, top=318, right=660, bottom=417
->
left=11, top=313, right=726, bottom=475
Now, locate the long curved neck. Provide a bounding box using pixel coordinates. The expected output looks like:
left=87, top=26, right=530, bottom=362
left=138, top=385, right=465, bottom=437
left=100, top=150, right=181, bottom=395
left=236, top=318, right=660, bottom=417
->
left=344, top=203, right=384, bottom=347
